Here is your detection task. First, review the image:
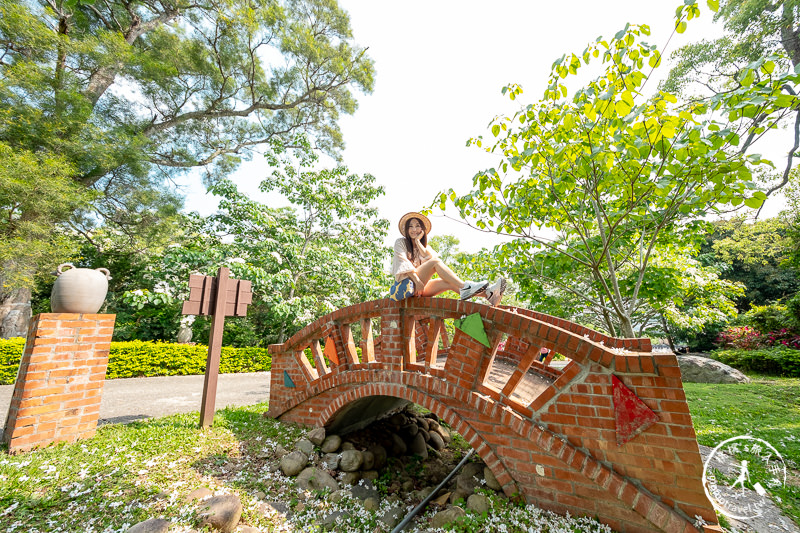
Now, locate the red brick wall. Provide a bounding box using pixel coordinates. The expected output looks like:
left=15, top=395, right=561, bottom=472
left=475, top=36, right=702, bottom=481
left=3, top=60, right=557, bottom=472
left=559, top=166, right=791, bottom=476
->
left=268, top=298, right=716, bottom=533
left=3, top=313, right=115, bottom=454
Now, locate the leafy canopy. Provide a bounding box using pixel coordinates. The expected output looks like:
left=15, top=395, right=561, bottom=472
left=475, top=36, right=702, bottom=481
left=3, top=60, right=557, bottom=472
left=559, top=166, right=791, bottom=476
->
left=436, top=4, right=799, bottom=337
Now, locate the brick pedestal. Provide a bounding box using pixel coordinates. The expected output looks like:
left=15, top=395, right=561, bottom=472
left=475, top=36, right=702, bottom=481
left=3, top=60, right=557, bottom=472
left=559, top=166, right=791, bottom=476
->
left=3, top=313, right=115, bottom=453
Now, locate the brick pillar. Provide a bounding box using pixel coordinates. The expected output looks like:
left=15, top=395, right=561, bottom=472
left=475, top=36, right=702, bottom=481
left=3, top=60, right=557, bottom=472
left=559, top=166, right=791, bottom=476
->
left=3, top=313, right=115, bottom=454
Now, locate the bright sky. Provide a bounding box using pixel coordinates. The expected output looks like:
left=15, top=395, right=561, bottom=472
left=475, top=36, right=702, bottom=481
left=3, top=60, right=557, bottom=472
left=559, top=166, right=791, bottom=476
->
left=183, top=1, right=788, bottom=252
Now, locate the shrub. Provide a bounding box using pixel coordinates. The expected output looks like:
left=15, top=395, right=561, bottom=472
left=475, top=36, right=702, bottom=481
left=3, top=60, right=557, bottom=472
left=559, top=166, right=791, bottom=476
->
left=716, top=325, right=763, bottom=350
left=0, top=338, right=270, bottom=385
left=738, top=302, right=794, bottom=333
left=761, top=328, right=800, bottom=350
left=711, top=346, right=800, bottom=377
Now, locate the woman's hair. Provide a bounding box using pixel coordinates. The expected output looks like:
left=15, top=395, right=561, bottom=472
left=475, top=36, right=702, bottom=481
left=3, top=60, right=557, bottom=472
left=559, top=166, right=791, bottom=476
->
left=404, top=217, right=428, bottom=262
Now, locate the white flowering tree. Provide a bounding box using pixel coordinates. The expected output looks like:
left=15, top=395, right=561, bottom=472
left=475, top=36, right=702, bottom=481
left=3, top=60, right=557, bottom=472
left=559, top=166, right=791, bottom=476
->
left=200, top=166, right=390, bottom=344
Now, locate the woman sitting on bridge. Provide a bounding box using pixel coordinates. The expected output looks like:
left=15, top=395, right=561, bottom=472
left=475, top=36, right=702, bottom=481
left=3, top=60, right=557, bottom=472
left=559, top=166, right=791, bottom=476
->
left=390, top=212, right=505, bottom=305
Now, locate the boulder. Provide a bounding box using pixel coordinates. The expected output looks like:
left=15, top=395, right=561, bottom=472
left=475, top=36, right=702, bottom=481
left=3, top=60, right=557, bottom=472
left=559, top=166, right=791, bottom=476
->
left=349, top=480, right=380, bottom=501
left=295, top=438, right=315, bottom=455
left=280, top=451, right=308, bottom=476
left=378, top=503, right=404, bottom=530
left=339, top=449, right=364, bottom=472
left=322, top=453, right=340, bottom=470
left=296, top=467, right=339, bottom=493
left=321, top=510, right=351, bottom=531
left=408, top=432, right=428, bottom=458
left=307, top=427, right=326, bottom=446
left=198, top=494, right=243, bottom=533
left=368, top=445, right=387, bottom=470
left=361, top=450, right=375, bottom=470
left=483, top=467, right=502, bottom=491
left=184, top=487, right=213, bottom=503
left=340, top=472, right=361, bottom=486
left=430, top=506, right=466, bottom=528
left=126, top=518, right=171, bottom=533
left=428, top=431, right=445, bottom=450
left=467, top=493, right=490, bottom=514
left=321, top=435, right=342, bottom=454
left=678, top=355, right=750, bottom=384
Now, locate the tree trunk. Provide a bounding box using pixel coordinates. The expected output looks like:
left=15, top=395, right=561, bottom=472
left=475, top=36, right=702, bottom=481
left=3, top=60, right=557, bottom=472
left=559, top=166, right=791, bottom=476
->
left=0, top=288, right=32, bottom=339
left=660, top=314, right=677, bottom=353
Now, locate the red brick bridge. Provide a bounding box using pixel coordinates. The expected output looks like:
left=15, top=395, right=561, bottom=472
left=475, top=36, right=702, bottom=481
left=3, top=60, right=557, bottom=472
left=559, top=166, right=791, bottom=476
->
left=267, top=298, right=719, bottom=533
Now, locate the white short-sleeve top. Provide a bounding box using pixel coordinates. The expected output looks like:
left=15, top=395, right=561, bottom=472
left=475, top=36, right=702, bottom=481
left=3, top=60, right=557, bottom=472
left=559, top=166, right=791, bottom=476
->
left=391, top=238, right=438, bottom=282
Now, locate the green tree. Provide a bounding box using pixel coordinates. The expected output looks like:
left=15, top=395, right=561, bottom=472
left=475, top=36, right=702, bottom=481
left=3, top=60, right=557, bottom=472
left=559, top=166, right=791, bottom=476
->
left=0, top=0, right=374, bottom=336
left=436, top=10, right=798, bottom=338
left=663, top=0, right=800, bottom=196
left=700, top=215, right=800, bottom=309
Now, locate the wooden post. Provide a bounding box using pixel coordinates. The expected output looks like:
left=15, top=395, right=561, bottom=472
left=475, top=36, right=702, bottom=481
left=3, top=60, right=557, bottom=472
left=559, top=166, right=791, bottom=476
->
left=182, top=267, right=252, bottom=428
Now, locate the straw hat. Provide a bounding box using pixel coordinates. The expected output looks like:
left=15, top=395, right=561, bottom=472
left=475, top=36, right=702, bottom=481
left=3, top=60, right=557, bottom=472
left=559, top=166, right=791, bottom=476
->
left=398, top=212, right=432, bottom=237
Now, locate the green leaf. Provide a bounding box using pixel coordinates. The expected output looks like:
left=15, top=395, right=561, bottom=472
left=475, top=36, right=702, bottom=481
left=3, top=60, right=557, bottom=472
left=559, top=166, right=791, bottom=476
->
left=706, top=0, right=719, bottom=11
left=675, top=21, right=687, bottom=34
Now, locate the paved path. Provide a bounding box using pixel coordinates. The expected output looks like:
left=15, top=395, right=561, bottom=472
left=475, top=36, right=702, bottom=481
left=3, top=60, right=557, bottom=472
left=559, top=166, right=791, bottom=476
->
left=0, top=372, right=270, bottom=429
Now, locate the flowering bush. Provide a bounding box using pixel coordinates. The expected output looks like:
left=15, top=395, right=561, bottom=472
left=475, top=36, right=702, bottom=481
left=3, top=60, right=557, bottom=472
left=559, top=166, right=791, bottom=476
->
left=716, top=326, right=763, bottom=350
left=712, top=346, right=800, bottom=377
left=762, top=328, right=800, bottom=350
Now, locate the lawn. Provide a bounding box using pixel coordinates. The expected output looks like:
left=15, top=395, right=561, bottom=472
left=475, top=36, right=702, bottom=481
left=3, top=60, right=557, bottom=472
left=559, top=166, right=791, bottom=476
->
left=0, top=375, right=797, bottom=532
left=684, top=375, right=800, bottom=526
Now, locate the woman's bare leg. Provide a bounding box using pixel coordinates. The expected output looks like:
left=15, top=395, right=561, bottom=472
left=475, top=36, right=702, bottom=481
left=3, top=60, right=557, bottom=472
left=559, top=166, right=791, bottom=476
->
left=415, top=258, right=464, bottom=296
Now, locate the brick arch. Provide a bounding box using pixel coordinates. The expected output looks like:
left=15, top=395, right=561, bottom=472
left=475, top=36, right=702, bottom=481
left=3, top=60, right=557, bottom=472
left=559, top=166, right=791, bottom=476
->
left=314, top=382, right=518, bottom=497
left=267, top=298, right=718, bottom=533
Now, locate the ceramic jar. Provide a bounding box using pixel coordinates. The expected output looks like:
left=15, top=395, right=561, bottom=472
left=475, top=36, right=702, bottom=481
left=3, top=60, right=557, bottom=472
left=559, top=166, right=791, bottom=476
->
left=50, top=263, right=112, bottom=314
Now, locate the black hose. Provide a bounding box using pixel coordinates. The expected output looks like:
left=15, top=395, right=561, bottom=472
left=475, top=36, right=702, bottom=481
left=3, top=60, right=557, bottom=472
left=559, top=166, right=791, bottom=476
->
left=390, top=448, right=476, bottom=533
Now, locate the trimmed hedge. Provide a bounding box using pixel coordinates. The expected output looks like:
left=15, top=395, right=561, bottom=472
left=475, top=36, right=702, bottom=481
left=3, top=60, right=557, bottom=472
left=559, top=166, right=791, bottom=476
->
left=0, top=338, right=270, bottom=385
left=711, top=346, right=800, bottom=377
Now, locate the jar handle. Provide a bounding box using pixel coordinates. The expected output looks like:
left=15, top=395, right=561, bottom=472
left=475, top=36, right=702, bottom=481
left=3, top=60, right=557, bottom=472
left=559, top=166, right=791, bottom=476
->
left=56, top=263, right=75, bottom=275
left=96, top=268, right=112, bottom=280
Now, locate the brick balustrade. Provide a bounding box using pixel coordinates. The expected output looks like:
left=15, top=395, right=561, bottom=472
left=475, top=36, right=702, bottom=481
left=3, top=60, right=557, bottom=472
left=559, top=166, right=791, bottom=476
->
left=268, top=298, right=721, bottom=533
left=3, top=313, right=116, bottom=454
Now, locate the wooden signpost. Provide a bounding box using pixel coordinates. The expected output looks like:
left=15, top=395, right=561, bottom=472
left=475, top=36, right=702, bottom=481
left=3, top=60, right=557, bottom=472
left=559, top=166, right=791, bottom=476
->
left=182, top=267, right=252, bottom=427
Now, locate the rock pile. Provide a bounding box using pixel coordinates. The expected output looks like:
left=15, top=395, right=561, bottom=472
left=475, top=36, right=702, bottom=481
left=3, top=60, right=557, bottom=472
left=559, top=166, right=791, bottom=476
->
left=276, top=406, right=507, bottom=530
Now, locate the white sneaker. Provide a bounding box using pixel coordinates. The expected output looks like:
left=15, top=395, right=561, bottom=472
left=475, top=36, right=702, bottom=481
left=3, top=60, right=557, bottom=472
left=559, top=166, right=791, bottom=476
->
left=460, top=280, right=489, bottom=300
left=484, top=278, right=506, bottom=306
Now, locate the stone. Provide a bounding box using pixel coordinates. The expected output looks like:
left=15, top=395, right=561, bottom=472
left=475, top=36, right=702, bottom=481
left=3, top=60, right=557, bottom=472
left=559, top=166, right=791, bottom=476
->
left=259, top=501, right=288, bottom=517
left=340, top=472, right=361, bottom=486
left=330, top=490, right=346, bottom=503
left=449, top=489, right=471, bottom=505
left=361, top=470, right=379, bottom=481
left=322, top=453, right=340, bottom=470
left=321, top=435, right=342, bottom=453
left=368, top=445, right=387, bottom=470
left=307, top=427, right=326, bottom=446
left=408, top=432, right=428, bottom=458
left=253, top=491, right=266, bottom=500
left=296, top=467, right=340, bottom=493
left=428, top=431, right=445, bottom=450
left=467, top=494, right=490, bottom=514
left=321, top=510, right=351, bottom=531
left=427, top=419, right=440, bottom=432
left=389, top=413, right=407, bottom=427
left=418, top=428, right=430, bottom=443
left=378, top=503, right=404, bottom=530
left=390, top=433, right=407, bottom=455
left=280, top=451, right=308, bottom=476
left=484, top=467, right=502, bottom=491
left=362, top=496, right=380, bottom=511
left=349, top=480, right=379, bottom=501
left=361, top=450, right=375, bottom=470
left=401, top=479, right=415, bottom=491
left=678, top=355, right=750, bottom=384
left=296, top=438, right=315, bottom=455
left=185, top=487, right=213, bottom=503
left=339, top=449, right=364, bottom=471
left=198, top=494, right=243, bottom=533
left=274, top=444, right=289, bottom=457
left=430, top=506, right=466, bottom=528
left=400, top=423, right=419, bottom=438
left=126, top=518, right=171, bottom=533
left=239, top=527, right=260, bottom=533
left=417, top=417, right=430, bottom=431
left=435, top=426, right=451, bottom=443
left=341, top=441, right=356, bottom=451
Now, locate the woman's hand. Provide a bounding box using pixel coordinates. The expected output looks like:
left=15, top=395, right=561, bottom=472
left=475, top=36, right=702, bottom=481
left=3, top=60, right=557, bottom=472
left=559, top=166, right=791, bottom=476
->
left=413, top=237, right=430, bottom=260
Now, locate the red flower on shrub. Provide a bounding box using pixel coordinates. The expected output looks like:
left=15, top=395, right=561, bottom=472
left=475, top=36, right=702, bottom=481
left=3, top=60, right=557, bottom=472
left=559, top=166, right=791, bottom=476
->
left=716, top=326, right=764, bottom=350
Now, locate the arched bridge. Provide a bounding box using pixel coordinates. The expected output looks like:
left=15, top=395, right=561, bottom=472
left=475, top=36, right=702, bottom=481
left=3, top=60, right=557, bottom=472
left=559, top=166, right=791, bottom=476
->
left=268, top=298, right=718, bottom=533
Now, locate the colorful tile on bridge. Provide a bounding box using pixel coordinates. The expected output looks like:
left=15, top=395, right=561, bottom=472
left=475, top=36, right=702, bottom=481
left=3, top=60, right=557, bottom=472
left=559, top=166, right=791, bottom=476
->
left=454, top=312, right=490, bottom=348
left=612, top=374, right=660, bottom=446
left=181, top=266, right=252, bottom=428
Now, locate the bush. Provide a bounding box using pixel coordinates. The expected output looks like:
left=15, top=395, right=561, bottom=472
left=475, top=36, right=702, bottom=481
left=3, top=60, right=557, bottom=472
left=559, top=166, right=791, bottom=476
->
left=716, top=325, right=763, bottom=350
left=0, top=338, right=270, bottom=385
left=711, top=346, right=800, bottom=377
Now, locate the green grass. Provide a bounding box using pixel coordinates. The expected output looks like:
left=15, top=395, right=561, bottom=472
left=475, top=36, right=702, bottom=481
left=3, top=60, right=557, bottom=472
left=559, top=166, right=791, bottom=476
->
left=0, top=404, right=612, bottom=533
left=684, top=375, right=800, bottom=526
